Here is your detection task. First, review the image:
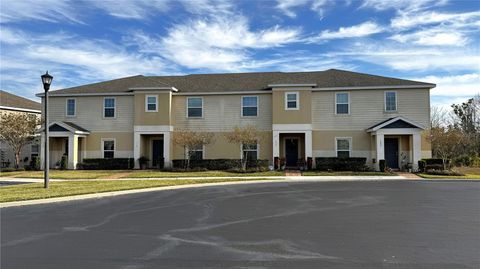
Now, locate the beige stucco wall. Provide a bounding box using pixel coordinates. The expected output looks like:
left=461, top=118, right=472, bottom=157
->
left=46, top=96, right=134, bottom=132
left=311, top=88, right=431, bottom=130
left=134, top=92, right=171, bottom=125
left=172, top=94, right=272, bottom=131
left=171, top=131, right=272, bottom=161
left=272, top=89, right=312, bottom=124
left=83, top=132, right=133, bottom=158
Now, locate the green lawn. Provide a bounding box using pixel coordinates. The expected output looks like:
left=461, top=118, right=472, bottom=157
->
left=302, top=171, right=396, bottom=176
left=0, top=170, right=128, bottom=179
left=417, top=174, right=480, bottom=179
left=124, top=170, right=285, bottom=178
left=0, top=178, right=281, bottom=203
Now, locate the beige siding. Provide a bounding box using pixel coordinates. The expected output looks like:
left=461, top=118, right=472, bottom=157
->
left=172, top=94, right=272, bottom=131
left=46, top=96, right=134, bottom=132
left=312, top=89, right=430, bottom=130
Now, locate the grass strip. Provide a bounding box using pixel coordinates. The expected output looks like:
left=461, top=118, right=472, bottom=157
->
left=124, top=170, right=284, bottom=178
left=417, top=174, right=480, bottom=179
left=302, top=171, right=396, bottom=176
left=0, top=178, right=281, bottom=203
left=0, top=170, right=130, bottom=179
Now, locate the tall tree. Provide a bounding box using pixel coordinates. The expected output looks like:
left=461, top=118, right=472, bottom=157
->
left=224, top=125, right=263, bottom=171
left=451, top=95, right=480, bottom=155
left=0, top=112, right=40, bottom=168
left=429, top=127, right=465, bottom=170
left=172, top=130, right=214, bottom=170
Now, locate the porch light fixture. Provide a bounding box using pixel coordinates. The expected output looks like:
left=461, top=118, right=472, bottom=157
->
left=41, top=71, right=53, bottom=188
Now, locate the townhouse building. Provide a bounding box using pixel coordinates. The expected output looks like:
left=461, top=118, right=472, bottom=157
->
left=37, top=69, right=434, bottom=170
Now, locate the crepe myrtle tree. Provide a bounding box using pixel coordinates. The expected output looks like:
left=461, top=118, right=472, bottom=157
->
left=428, top=127, right=465, bottom=170
left=224, top=125, right=263, bottom=171
left=172, top=130, right=214, bottom=170
left=0, top=112, right=41, bottom=168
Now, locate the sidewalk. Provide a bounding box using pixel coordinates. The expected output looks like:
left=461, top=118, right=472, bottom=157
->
left=0, top=175, right=407, bottom=184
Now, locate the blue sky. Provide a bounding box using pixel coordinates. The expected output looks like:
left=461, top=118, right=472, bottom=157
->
left=0, top=0, right=478, bottom=109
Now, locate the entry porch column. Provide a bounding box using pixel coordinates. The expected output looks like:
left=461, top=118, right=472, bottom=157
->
left=375, top=133, right=385, bottom=171
left=412, top=132, right=421, bottom=171
left=67, top=134, right=79, bottom=169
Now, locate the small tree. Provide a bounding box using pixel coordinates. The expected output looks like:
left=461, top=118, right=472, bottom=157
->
left=429, top=127, right=464, bottom=170
left=224, top=125, right=263, bottom=171
left=0, top=112, right=40, bottom=168
left=172, top=130, right=214, bottom=170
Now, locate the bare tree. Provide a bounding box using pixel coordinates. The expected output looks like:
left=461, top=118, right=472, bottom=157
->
left=172, top=130, right=214, bottom=170
left=0, top=112, right=40, bottom=168
left=428, top=127, right=465, bottom=170
left=224, top=125, right=263, bottom=171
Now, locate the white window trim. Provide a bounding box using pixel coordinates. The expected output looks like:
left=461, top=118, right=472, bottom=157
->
left=241, top=96, right=259, bottom=117
left=335, top=137, right=352, bottom=158
left=65, top=98, right=76, bottom=117
left=384, top=91, right=398, bottom=112
left=103, top=97, right=116, bottom=119
left=335, top=92, right=350, bottom=115
left=285, top=92, right=299, bottom=110
left=101, top=138, right=116, bottom=158
left=186, top=97, right=204, bottom=118
left=187, top=144, right=205, bottom=159
left=240, top=142, right=260, bottom=159
left=145, top=94, right=158, bottom=112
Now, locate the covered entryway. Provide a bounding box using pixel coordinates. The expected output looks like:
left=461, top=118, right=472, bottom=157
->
left=273, top=124, right=313, bottom=169
left=133, top=125, right=172, bottom=169
left=367, top=116, right=425, bottom=171
left=40, top=121, right=90, bottom=169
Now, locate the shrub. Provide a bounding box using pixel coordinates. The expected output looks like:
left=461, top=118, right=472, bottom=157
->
left=60, top=155, right=68, bottom=170
left=425, top=169, right=464, bottom=176
left=172, top=159, right=268, bottom=170
left=315, top=157, right=367, bottom=171
left=379, top=159, right=386, bottom=172
left=421, top=158, right=450, bottom=170
left=418, top=160, right=426, bottom=172
left=77, top=158, right=134, bottom=170
left=29, top=156, right=41, bottom=171
left=1, top=167, right=16, bottom=172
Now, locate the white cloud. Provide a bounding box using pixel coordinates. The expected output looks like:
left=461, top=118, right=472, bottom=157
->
left=310, top=21, right=383, bottom=41
left=390, top=29, right=468, bottom=46
left=361, top=0, right=446, bottom=12
left=276, top=0, right=331, bottom=18
left=0, top=0, right=82, bottom=23
left=130, top=15, right=301, bottom=70
left=391, top=10, right=480, bottom=29
left=411, top=73, right=480, bottom=97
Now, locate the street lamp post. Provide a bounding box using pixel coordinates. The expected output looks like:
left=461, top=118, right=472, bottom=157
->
left=41, top=71, right=53, bottom=188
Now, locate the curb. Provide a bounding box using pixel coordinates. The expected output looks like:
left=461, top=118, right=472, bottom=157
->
left=0, top=177, right=408, bottom=208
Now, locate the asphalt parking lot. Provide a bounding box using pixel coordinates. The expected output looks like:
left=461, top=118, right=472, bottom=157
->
left=2, top=180, right=479, bottom=269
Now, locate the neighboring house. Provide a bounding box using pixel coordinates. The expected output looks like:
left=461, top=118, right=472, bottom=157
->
left=36, top=69, right=435, bottom=170
left=0, top=90, right=42, bottom=168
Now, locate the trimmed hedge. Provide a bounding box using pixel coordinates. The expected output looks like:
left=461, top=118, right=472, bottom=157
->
left=315, top=157, right=367, bottom=171
left=418, top=158, right=450, bottom=172
left=77, top=158, right=134, bottom=170
left=172, top=159, right=269, bottom=170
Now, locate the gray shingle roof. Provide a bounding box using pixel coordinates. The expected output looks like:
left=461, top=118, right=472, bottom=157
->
left=47, top=69, right=435, bottom=95
left=0, top=90, right=41, bottom=111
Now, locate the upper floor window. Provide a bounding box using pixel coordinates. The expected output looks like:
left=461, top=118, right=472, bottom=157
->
left=336, top=137, right=351, bottom=158
left=188, top=144, right=203, bottom=160
left=102, top=139, right=115, bottom=158
left=66, top=99, right=76, bottom=117
left=242, top=96, right=258, bottom=117
left=242, top=143, right=258, bottom=161
left=285, top=92, right=299, bottom=110
left=146, top=95, right=158, bottom=112
left=385, top=91, right=397, bottom=112
left=187, top=97, right=203, bottom=118
left=104, top=98, right=115, bottom=118
left=335, top=92, right=349, bottom=114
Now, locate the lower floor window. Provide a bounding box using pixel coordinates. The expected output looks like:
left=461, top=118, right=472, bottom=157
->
left=242, top=143, right=258, bottom=160
left=188, top=145, right=203, bottom=160
left=31, top=144, right=39, bottom=159
left=103, top=140, right=115, bottom=158
left=336, top=138, right=351, bottom=158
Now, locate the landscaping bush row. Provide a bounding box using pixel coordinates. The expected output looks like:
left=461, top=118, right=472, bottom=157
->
left=77, top=158, right=134, bottom=170
left=418, top=158, right=450, bottom=172
left=172, top=159, right=269, bottom=170
left=315, top=157, right=367, bottom=171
